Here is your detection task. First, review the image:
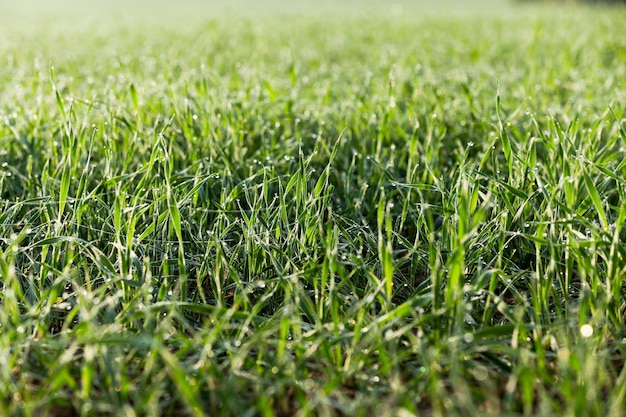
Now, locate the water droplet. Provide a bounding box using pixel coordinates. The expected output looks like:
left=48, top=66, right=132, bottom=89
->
left=580, top=324, right=593, bottom=338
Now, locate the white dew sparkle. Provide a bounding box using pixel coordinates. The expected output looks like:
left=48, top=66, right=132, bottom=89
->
left=580, top=324, right=594, bottom=338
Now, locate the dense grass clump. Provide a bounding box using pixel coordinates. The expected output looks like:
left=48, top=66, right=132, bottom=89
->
left=1, top=1, right=626, bottom=416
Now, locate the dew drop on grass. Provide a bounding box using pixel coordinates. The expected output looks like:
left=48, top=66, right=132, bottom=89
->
left=580, top=324, right=593, bottom=338
left=473, top=365, right=489, bottom=382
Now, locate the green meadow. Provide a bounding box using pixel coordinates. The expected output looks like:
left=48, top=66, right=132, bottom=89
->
left=1, top=1, right=625, bottom=415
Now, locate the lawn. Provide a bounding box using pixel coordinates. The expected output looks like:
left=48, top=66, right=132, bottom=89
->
left=1, top=1, right=625, bottom=416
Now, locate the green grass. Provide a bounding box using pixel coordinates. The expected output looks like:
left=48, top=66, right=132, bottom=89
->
left=1, top=1, right=626, bottom=416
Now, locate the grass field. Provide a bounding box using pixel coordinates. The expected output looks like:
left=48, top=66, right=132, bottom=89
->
left=1, top=1, right=626, bottom=416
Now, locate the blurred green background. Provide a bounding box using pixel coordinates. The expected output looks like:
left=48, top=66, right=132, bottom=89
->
left=0, top=0, right=513, bottom=31
left=1, top=0, right=622, bottom=35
